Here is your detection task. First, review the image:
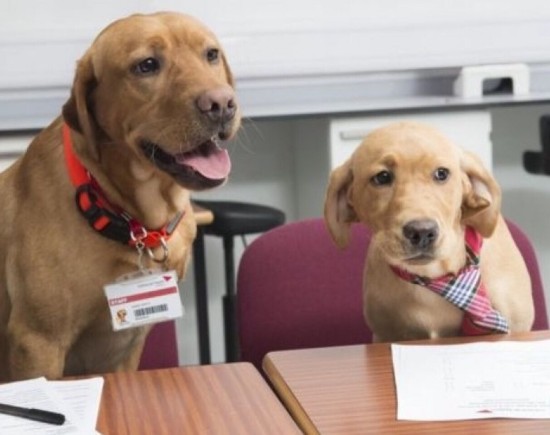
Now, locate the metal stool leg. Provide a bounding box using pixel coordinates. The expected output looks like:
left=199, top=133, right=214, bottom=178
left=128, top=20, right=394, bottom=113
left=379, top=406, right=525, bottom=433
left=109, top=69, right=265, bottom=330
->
left=192, top=228, right=211, bottom=364
left=222, top=236, right=239, bottom=362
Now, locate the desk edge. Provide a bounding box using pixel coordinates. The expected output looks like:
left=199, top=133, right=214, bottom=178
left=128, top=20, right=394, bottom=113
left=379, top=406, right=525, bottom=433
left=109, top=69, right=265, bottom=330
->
left=263, top=354, right=320, bottom=435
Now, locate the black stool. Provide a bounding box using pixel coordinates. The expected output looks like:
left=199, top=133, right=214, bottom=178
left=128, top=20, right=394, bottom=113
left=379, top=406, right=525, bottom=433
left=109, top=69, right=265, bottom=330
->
left=193, top=200, right=285, bottom=362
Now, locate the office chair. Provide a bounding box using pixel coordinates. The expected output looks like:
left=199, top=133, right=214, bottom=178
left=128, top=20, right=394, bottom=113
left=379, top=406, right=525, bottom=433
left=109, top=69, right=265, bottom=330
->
left=138, top=320, right=179, bottom=370
left=237, top=218, right=372, bottom=370
left=192, top=200, right=285, bottom=363
left=237, top=218, right=548, bottom=370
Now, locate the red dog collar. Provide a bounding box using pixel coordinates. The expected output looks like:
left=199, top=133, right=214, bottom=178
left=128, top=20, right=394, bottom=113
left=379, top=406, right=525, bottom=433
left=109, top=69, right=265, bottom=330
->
left=63, top=123, right=183, bottom=249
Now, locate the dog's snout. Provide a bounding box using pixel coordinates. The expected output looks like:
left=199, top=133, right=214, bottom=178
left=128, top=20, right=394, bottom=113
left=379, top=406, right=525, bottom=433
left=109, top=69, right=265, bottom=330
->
left=196, top=87, right=237, bottom=123
left=403, top=219, right=439, bottom=249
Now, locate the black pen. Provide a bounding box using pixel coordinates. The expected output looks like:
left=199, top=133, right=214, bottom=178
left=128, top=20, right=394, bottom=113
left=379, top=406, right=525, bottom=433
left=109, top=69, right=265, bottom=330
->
left=0, top=402, right=65, bottom=425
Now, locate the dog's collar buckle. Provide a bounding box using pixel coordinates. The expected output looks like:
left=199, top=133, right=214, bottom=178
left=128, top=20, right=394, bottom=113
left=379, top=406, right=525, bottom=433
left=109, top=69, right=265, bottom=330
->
left=75, top=184, right=132, bottom=244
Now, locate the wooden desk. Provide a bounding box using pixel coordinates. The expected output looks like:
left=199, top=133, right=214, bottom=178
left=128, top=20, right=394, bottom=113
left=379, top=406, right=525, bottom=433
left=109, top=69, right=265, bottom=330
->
left=264, top=330, right=550, bottom=435
left=96, top=362, right=300, bottom=434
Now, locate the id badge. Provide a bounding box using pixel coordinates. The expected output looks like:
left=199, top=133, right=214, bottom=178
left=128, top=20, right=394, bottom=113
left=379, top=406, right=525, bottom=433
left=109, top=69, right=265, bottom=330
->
left=104, top=269, right=184, bottom=331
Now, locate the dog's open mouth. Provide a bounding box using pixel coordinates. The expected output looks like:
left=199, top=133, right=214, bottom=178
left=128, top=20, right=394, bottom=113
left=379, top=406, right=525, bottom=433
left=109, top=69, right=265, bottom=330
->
left=140, top=139, right=231, bottom=190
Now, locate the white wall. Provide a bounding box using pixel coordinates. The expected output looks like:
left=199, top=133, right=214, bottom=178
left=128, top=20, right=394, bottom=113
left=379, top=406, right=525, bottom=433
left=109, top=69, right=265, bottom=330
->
left=3, top=1, right=550, bottom=129
left=3, top=0, right=550, bottom=88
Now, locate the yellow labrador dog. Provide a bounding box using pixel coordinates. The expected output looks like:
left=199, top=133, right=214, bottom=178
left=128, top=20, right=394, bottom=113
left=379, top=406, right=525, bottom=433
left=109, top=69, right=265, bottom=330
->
left=325, top=122, right=534, bottom=342
left=0, top=12, right=240, bottom=381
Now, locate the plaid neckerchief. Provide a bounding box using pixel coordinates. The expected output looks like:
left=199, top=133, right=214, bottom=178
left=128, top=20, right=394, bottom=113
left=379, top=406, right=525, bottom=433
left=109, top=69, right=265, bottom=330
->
left=391, top=227, right=509, bottom=336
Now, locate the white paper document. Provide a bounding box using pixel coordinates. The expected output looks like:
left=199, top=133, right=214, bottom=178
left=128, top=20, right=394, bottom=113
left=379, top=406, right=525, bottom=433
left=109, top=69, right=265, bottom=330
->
left=392, top=339, right=550, bottom=421
left=0, top=376, right=104, bottom=434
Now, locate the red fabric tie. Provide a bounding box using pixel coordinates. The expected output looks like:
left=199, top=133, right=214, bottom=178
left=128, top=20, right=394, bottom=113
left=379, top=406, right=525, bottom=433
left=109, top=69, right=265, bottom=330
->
left=391, top=227, right=509, bottom=336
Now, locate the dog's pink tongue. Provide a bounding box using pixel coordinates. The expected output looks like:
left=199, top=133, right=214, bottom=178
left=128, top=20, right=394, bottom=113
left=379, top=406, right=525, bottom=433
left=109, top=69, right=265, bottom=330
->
left=176, top=144, right=231, bottom=180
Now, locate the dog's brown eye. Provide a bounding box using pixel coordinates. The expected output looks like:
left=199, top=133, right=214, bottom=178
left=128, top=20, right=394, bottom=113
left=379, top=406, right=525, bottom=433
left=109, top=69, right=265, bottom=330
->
left=133, top=57, right=161, bottom=75
left=371, top=170, right=393, bottom=186
left=433, top=167, right=450, bottom=182
left=206, top=48, right=219, bottom=63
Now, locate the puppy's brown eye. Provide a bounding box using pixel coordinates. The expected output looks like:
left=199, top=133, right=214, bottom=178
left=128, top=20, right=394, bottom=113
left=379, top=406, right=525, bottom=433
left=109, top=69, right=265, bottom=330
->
left=133, top=57, right=161, bottom=75
left=433, top=167, right=450, bottom=182
left=206, top=48, right=219, bottom=63
left=371, top=170, right=393, bottom=186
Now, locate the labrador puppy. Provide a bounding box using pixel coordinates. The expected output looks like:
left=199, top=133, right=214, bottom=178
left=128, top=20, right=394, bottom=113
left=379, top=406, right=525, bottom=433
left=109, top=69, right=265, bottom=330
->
left=0, top=12, right=240, bottom=381
left=325, top=122, right=534, bottom=342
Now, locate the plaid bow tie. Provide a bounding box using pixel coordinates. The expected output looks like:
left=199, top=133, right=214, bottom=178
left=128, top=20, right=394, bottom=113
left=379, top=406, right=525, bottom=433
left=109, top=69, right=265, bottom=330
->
left=391, top=227, right=509, bottom=336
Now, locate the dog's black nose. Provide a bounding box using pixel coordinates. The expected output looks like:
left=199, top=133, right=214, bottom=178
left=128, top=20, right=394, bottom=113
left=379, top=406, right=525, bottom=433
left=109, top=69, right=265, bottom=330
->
left=196, top=87, right=237, bottom=123
left=403, top=219, right=439, bottom=250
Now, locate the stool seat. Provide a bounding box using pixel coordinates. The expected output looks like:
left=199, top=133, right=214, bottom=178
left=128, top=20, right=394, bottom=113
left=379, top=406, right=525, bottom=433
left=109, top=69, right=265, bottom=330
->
left=194, top=200, right=285, bottom=236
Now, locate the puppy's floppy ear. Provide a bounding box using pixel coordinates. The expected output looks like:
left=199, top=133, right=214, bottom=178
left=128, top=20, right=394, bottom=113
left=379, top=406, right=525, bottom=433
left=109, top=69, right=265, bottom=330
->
left=62, top=52, right=100, bottom=161
left=460, top=150, right=501, bottom=237
left=324, top=159, right=358, bottom=248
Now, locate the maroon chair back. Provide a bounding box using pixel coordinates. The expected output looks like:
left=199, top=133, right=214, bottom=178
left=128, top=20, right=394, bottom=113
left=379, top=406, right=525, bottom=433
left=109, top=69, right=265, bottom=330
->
left=237, top=218, right=373, bottom=370
left=506, top=219, right=549, bottom=331
left=237, top=218, right=548, bottom=370
left=138, top=320, right=179, bottom=370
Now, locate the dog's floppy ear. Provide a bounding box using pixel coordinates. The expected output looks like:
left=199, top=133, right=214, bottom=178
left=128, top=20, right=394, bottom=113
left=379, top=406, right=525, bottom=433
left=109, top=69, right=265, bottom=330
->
left=460, top=150, right=501, bottom=237
left=62, top=52, right=100, bottom=161
left=324, top=159, right=358, bottom=248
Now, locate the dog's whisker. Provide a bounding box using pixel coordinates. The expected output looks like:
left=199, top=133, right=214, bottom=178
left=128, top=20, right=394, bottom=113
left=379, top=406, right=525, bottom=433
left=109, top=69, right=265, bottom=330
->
left=232, top=119, right=264, bottom=155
